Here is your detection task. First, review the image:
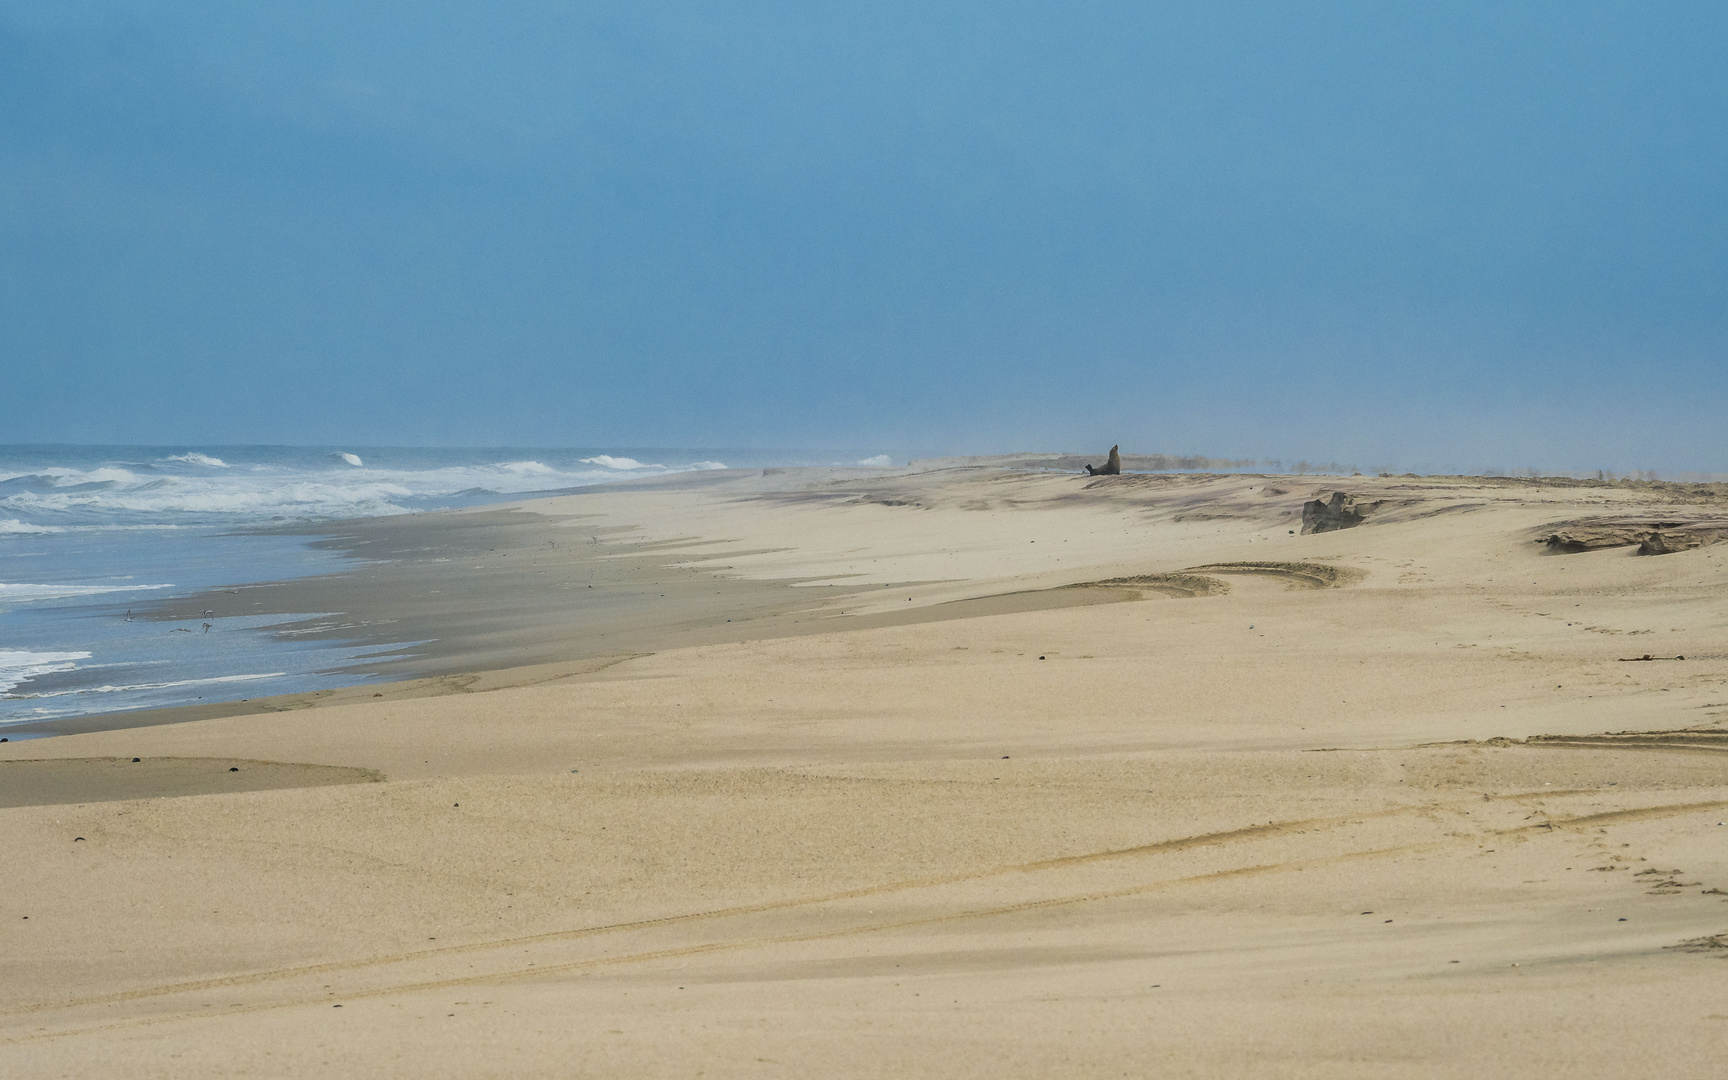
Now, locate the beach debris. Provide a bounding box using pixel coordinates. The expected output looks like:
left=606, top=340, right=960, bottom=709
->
left=1301, top=492, right=1383, bottom=534
left=1537, top=518, right=1727, bottom=554
left=1618, top=655, right=1684, bottom=662
left=132, top=757, right=140, bottom=762
left=171, top=627, right=192, bottom=633
left=1667, top=933, right=1728, bottom=953
left=1539, top=522, right=1653, bottom=552
left=1083, top=445, right=1122, bottom=476
left=1188, top=561, right=1363, bottom=589
left=229, top=766, right=239, bottom=772
left=1639, top=528, right=1724, bottom=555
left=1062, top=571, right=1230, bottom=598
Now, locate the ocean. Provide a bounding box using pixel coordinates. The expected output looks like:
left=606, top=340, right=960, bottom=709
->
left=0, top=446, right=864, bottom=734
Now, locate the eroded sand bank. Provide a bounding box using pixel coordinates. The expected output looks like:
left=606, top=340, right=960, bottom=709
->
left=4, top=467, right=1727, bottom=1077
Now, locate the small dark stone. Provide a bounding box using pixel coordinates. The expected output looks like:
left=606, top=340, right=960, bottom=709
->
left=133, top=757, right=141, bottom=762
left=229, top=766, right=239, bottom=772
left=1038, top=656, right=1045, bottom=660
left=1001, top=756, right=1010, bottom=759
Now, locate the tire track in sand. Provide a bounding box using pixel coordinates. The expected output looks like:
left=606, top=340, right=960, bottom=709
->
left=7, top=794, right=1723, bottom=1047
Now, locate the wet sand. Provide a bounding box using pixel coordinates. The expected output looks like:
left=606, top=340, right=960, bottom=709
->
left=4, top=465, right=1728, bottom=1077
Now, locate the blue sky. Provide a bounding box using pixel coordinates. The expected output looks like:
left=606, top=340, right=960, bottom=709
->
left=3, top=2, right=1725, bottom=472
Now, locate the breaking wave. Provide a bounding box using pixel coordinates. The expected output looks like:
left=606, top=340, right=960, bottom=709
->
left=0, top=582, right=175, bottom=602
left=0, top=449, right=735, bottom=529
left=0, top=649, right=92, bottom=695
left=9, top=670, right=288, bottom=699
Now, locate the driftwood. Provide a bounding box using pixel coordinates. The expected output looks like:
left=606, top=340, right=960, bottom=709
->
left=1084, top=446, right=1122, bottom=476
left=1536, top=519, right=1728, bottom=555
left=1301, top=492, right=1384, bottom=534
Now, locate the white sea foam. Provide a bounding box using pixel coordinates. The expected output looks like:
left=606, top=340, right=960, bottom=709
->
left=1, top=451, right=745, bottom=528
left=10, top=670, right=288, bottom=699
left=2, top=462, right=595, bottom=521
left=0, top=518, right=62, bottom=534
left=580, top=455, right=653, bottom=470
left=0, top=649, right=91, bottom=694
left=856, top=455, right=894, bottom=467
left=0, top=582, right=175, bottom=601
left=0, top=447, right=780, bottom=723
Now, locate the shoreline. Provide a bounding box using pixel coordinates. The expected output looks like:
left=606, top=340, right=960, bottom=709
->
left=6, top=464, right=1728, bottom=1075
left=12, top=464, right=1728, bottom=740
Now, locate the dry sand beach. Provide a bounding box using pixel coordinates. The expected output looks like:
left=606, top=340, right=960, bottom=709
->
left=5, top=463, right=1728, bottom=1077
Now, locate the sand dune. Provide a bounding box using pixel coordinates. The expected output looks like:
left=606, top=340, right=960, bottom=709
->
left=4, top=466, right=1727, bottom=1077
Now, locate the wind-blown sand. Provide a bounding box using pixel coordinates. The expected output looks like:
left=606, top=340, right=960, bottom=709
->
left=4, top=465, right=1728, bottom=1077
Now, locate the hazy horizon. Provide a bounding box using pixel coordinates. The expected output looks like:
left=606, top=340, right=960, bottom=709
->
left=5, top=3, right=1725, bottom=473
left=4, top=442, right=1721, bottom=484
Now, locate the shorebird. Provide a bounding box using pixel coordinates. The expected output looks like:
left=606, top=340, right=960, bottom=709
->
left=202, top=622, right=213, bottom=633
left=124, top=609, right=134, bottom=622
